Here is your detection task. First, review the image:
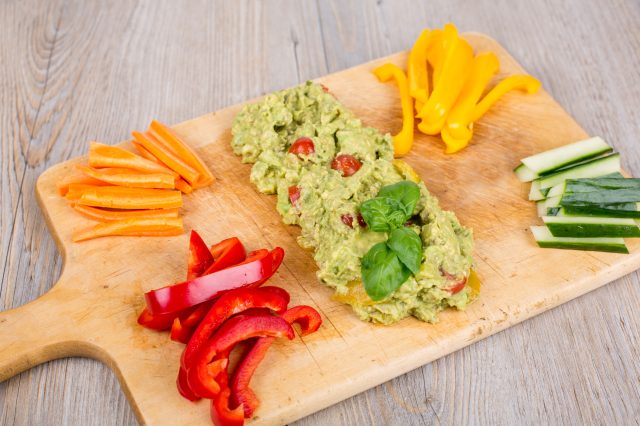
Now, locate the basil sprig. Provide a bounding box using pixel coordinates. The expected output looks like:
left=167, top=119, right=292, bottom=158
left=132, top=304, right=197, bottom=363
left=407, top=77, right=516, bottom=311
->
left=360, top=181, right=423, bottom=301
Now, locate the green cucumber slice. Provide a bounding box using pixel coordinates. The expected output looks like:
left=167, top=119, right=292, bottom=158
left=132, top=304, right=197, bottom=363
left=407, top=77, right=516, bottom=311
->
left=530, top=226, right=628, bottom=254
left=521, top=137, right=612, bottom=175
left=529, top=180, right=546, bottom=201
left=561, top=188, right=640, bottom=205
left=537, top=195, right=562, bottom=216
left=514, top=163, right=538, bottom=182
left=537, top=153, right=620, bottom=189
left=542, top=216, right=640, bottom=238
left=561, top=203, right=640, bottom=218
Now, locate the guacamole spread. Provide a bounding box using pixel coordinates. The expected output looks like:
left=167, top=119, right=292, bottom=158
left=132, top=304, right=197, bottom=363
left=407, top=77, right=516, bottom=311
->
left=231, top=81, right=474, bottom=324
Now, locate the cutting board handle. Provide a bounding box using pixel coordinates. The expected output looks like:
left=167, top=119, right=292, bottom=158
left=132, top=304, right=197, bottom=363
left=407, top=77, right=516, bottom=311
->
left=0, top=280, right=94, bottom=382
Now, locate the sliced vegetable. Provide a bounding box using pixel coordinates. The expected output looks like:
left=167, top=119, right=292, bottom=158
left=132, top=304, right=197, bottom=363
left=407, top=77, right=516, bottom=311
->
left=561, top=187, right=640, bottom=206
left=530, top=226, right=628, bottom=254
left=204, top=237, right=247, bottom=275
left=188, top=230, right=215, bottom=280
left=56, top=171, right=110, bottom=196
left=72, top=217, right=184, bottom=242
left=514, top=163, right=538, bottom=183
left=75, top=165, right=176, bottom=189
left=542, top=216, right=640, bottom=238
left=372, top=63, right=414, bottom=156
left=519, top=137, right=612, bottom=177
left=537, top=153, right=620, bottom=190
left=68, top=185, right=183, bottom=209
left=71, top=204, right=179, bottom=222
left=560, top=203, right=640, bottom=218
left=145, top=248, right=281, bottom=315
left=470, top=75, right=541, bottom=122
left=149, top=120, right=215, bottom=188
left=132, top=131, right=201, bottom=185
left=288, top=137, right=315, bottom=155
left=331, top=154, right=362, bottom=177
left=89, top=142, right=177, bottom=176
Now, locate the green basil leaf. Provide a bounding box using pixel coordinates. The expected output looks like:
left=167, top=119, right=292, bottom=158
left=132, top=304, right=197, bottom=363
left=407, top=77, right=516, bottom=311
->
left=377, top=181, right=421, bottom=217
left=360, top=197, right=407, bottom=232
left=386, top=228, right=423, bottom=274
left=361, top=242, right=412, bottom=301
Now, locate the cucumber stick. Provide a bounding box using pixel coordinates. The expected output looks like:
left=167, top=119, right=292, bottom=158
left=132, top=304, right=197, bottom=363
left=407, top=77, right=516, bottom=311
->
left=521, top=137, right=612, bottom=175
left=537, top=153, right=620, bottom=189
left=542, top=216, right=640, bottom=238
left=561, top=203, right=640, bottom=218
left=514, top=163, right=538, bottom=182
left=530, top=226, right=628, bottom=254
left=561, top=188, right=640, bottom=205
left=537, top=195, right=561, bottom=216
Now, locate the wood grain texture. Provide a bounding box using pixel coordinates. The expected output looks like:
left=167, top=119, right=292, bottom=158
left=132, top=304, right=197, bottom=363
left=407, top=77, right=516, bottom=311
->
left=0, top=0, right=639, bottom=425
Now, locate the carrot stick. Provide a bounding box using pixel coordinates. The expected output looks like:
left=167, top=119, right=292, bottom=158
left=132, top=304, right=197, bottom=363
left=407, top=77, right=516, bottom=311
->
left=72, top=217, right=184, bottom=242
left=75, top=165, right=176, bottom=189
left=132, top=141, right=193, bottom=194
left=57, top=171, right=110, bottom=196
left=89, top=142, right=178, bottom=177
left=65, top=183, right=111, bottom=201
left=131, top=131, right=200, bottom=185
left=149, top=120, right=215, bottom=188
left=71, top=204, right=180, bottom=222
left=174, top=178, right=193, bottom=194
left=67, top=186, right=183, bottom=209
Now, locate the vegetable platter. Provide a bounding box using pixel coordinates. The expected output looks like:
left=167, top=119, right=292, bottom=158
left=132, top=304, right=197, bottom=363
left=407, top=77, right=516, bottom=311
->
left=1, top=33, right=639, bottom=425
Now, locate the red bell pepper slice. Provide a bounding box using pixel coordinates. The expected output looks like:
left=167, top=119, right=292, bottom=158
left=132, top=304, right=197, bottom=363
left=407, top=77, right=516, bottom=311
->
left=144, top=248, right=282, bottom=315
left=187, top=230, right=215, bottom=280
left=137, top=307, right=177, bottom=331
left=177, top=287, right=289, bottom=400
left=211, top=388, right=245, bottom=426
left=229, top=305, right=322, bottom=417
left=203, top=237, right=246, bottom=275
left=187, top=315, right=294, bottom=399
left=170, top=301, right=212, bottom=343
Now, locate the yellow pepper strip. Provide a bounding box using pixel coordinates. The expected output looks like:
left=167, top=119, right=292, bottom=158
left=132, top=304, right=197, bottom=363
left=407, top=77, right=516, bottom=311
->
left=407, top=30, right=430, bottom=103
left=417, top=24, right=474, bottom=135
left=440, top=52, right=500, bottom=153
left=372, top=63, right=414, bottom=157
left=471, top=75, right=541, bottom=122
left=426, top=29, right=444, bottom=89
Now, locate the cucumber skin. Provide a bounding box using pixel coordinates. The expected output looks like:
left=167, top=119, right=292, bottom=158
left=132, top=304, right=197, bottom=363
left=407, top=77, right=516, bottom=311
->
left=562, top=204, right=640, bottom=218
left=535, top=240, right=629, bottom=254
left=561, top=188, right=640, bottom=205
left=546, top=222, right=640, bottom=238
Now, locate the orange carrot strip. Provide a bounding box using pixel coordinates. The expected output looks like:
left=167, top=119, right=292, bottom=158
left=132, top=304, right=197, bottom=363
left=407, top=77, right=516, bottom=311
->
left=131, top=131, right=200, bottom=185
left=75, top=165, right=176, bottom=189
left=67, top=186, right=183, bottom=209
left=149, top=120, right=215, bottom=188
left=65, top=183, right=112, bottom=201
left=174, top=178, right=193, bottom=194
left=57, top=171, right=110, bottom=196
left=71, top=204, right=179, bottom=222
left=72, top=217, right=184, bottom=242
left=89, top=142, right=178, bottom=177
left=132, top=141, right=193, bottom=194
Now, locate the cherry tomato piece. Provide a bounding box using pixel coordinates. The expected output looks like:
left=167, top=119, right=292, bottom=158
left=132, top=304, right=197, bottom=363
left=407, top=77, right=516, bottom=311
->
left=331, top=154, right=362, bottom=177
left=288, top=137, right=315, bottom=155
left=288, top=186, right=301, bottom=206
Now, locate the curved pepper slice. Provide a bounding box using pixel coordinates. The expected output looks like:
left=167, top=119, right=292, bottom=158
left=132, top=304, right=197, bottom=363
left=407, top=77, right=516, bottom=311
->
left=417, top=24, right=474, bottom=135
left=407, top=29, right=431, bottom=103
left=211, top=388, right=244, bottom=426
left=372, top=63, right=414, bottom=157
left=177, top=287, right=289, bottom=400
left=440, top=52, right=500, bottom=153
left=203, top=237, right=247, bottom=276
left=187, top=315, right=294, bottom=399
left=144, top=248, right=282, bottom=315
left=187, top=230, right=215, bottom=280
left=230, top=305, right=322, bottom=418
left=471, top=74, right=541, bottom=122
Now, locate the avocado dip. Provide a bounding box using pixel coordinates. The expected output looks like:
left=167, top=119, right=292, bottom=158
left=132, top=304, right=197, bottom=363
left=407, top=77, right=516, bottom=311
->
left=231, top=81, right=475, bottom=324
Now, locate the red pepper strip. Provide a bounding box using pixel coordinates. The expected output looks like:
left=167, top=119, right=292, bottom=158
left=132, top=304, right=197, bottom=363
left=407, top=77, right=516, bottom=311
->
left=247, top=247, right=284, bottom=288
left=144, top=248, right=282, bottom=315
left=230, top=305, right=322, bottom=417
left=255, top=286, right=290, bottom=307
left=187, top=230, right=215, bottom=280
left=170, top=302, right=212, bottom=343
left=187, top=315, right=294, bottom=399
left=211, top=388, right=244, bottom=426
left=177, top=288, right=289, bottom=400
left=203, top=237, right=247, bottom=276
left=137, top=307, right=178, bottom=331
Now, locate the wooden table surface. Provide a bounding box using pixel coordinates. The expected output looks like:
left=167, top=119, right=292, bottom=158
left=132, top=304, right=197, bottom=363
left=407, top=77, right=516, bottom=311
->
left=1, top=0, right=639, bottom=424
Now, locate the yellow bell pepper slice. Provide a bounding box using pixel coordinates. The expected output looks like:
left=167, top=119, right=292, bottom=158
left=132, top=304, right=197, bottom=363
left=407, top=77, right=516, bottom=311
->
left=407, top=30, right=430, bottom=103
left=372, top=63, right=414, bottom=157
left=471, top=75, right=541, bottom=122
left=417, top=24, right=474, bottom=135
left=426, top=29, right=444, bottom=89
left=440, top=52, right=500, bottom=153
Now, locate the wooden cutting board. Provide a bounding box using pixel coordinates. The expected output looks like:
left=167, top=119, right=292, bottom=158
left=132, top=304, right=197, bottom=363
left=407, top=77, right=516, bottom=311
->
left=1, top=33, right=639, bottom=425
